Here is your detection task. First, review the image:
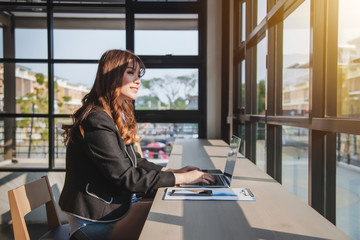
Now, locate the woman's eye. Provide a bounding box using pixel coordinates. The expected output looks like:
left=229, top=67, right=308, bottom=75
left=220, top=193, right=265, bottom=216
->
left=127, top=71, right=134, bottom=75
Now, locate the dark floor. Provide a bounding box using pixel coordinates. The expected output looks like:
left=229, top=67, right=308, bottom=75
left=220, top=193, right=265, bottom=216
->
left=0, top=224, right=48, bottom=240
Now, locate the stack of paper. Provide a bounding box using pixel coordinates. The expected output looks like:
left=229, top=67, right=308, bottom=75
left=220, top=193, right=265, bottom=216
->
left=163, top=187, right=256, bottom=201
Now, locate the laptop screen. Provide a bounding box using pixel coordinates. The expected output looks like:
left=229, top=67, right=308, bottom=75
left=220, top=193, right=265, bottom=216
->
left=224, top=135, right=241, bottom=176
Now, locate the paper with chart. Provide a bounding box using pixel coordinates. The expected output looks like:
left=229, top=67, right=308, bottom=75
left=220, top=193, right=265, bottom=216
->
left=163, top=187, right=256, bottom=201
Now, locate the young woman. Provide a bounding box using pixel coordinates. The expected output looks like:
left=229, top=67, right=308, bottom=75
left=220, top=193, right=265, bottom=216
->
left=59, top=49, right=214, bottom=240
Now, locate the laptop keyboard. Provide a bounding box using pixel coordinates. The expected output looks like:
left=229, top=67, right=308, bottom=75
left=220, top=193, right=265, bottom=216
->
left=200, top=174, right=225, bottom=186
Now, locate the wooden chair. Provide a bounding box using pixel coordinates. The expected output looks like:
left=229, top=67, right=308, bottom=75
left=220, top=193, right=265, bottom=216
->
left=8, top=176, right=69, bottom=240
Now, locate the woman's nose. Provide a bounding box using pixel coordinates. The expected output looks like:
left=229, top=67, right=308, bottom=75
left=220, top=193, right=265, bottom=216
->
left=134, top=77, right=141, bottom=85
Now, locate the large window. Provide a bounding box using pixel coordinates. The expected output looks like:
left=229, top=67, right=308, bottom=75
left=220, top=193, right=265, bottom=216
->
left=0, top=1, right=206, bottom=170
left=231, top=0, right=360, bottom=238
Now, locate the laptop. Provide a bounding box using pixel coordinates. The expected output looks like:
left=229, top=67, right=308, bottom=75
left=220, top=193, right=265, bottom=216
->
left=179, top=135, right=241, bottom=188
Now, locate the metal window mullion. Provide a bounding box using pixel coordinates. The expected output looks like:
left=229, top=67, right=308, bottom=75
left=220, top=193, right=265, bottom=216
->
left=47, top=3, right=55, bottom=170
left=325, top=0, right=338, bottom=117
left=323, top=0, right=338, bottom=224
left=309, top=0, right=327, bottom=216
left=126, top=0, right=134, bottom=52
left=197, top=0, right=207, bottom=138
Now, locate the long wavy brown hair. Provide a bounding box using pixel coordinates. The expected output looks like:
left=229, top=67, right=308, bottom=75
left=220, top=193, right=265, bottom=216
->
left=63, top=49, right=145, bottom=146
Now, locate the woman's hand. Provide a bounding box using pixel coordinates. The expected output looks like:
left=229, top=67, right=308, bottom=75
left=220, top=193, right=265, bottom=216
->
left=174, top=170, right=216, bottom=185
left=173, top=165, right=200, bottom=173
left=161, top=165, right=200, bottom=173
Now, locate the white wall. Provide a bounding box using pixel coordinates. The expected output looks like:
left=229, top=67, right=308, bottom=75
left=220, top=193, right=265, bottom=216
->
left=207, top=0, right=222, bottom=139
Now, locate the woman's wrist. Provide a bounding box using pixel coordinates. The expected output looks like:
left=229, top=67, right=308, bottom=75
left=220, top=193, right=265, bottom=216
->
left=173, top=173, right=184, bottom=185
left=161, top=167, right=175, bottom=172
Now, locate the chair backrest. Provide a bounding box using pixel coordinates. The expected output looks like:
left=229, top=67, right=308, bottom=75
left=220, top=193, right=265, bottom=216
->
left=8, top=176, right=61, bottom=240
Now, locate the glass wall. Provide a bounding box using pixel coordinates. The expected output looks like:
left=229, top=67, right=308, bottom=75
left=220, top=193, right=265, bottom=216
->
left=336, top=133, right=360, bottom=240
left=231, top=0, right=360, bottom=238
left=282, top=126, right=308, bottom=204
left=0, top=1, right=206, bottom=169
left=337, top=0, right=360, bottom=118
left=256, top=122, right=265, bottom=171
left=256, top=35, right=267, bottom=115
left=282, top=0, right=310, bottom=116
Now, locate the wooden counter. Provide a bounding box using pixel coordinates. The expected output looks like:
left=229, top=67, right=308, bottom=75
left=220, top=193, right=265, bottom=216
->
left=139, top=139, right=350, bottom=240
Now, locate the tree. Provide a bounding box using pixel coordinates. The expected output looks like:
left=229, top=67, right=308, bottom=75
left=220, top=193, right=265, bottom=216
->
left=16, top=73, right=71, bottom=158
left=257, top=80, right=266, bottom=114
left=141, top=72, right=198, bottom=110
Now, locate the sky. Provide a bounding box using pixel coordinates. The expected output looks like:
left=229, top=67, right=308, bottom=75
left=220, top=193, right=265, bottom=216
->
left=3, top=29, right=198, bottom=89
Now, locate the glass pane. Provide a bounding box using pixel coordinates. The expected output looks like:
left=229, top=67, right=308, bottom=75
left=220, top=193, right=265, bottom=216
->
left=136, top=68, right=198, bottom=110
left=241, top=2, right=246, bottom=41
left=337, top=0, right=360, bottom=118
left=15, top=12, right=47, bottom=59
left=0, top=63, right=48, bottom=113
left=234, top=124, right=245, bottom=155
left=54, top=64, right=94, bottom=114
left=137, top=123, right=198, bottom=164
left=282, top=126, right=309, bottom=204
left=135, top=14, right=198, bottom=55
left=257, top=0, right=267, bottom=24
left=336, top=133, right=360, bottom=239
left=241, top=60, right=245, bottom=108
left=282, top=0, right=310, bottom=116
left=237, top=60, right=245, bottom=109
left=256, top=122, right=266, bottom=172
left=0, top=28, right=3, bottom=58
left=0, top=117, right=49, bottom=168
left=54, top=10, right=125, bottom=59
left=257, top=36, right=267, bottom=114
left=54, top=118, right=72, bottom=169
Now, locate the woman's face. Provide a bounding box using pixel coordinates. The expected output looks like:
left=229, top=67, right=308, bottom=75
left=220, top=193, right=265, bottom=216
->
left=119, top=66, right=141, bottom=101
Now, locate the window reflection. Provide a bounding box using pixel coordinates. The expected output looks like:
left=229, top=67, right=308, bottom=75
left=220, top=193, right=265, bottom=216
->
left=282, top=126, right=309, bottom=204
left=257, top=36, right=267, bottom=114
left=136, top=68, right=199, bottom=110
left=336, top=133, right=360, bottom=239
left=282, top=0, right=310, bottom=116
left=337, top=0, right=360, bottom=118
left=137, top=123, right=198, bottom=164
left=256, top=122, right=266, bottom=172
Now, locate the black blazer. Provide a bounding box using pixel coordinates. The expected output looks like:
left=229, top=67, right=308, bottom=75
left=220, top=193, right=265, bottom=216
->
left=59, top=109, right=175, bottom=221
